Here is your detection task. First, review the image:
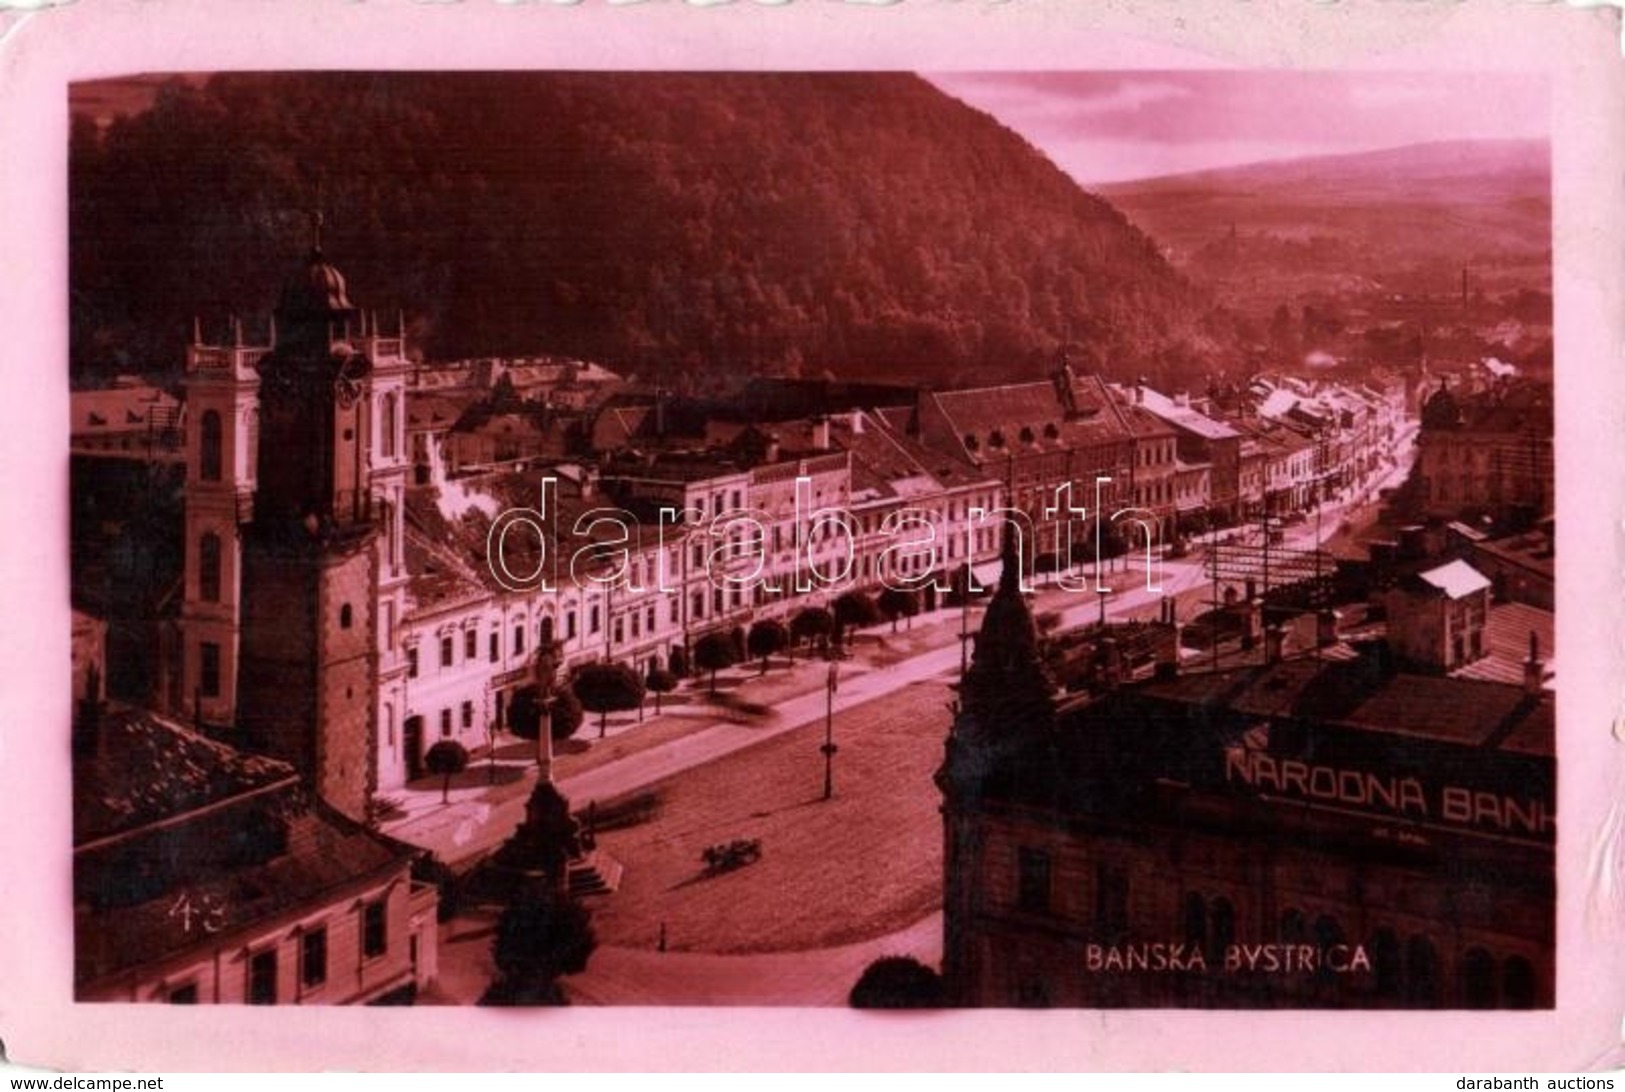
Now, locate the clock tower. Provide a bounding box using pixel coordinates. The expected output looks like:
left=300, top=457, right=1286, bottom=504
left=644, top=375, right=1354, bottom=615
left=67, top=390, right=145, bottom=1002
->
left=234, top=220, right=409, bottom=821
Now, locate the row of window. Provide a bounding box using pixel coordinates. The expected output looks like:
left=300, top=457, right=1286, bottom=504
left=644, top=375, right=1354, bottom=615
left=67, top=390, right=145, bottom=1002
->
left=1015, top=849, right=1129, bottom=940
left=170, top=898, right=388, bottom=1005
left=1012, top=854, right=1540, bottom=1007
left=435, top=701, right=477, bottom=739
left=405, top=611, right=591, bottom=678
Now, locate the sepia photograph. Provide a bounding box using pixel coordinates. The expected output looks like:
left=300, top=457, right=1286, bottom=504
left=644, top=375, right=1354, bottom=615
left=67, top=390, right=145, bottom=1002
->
left=66, top=67, right=1555, bottom=1010
left=2, top=0, right=1621, bottom=1075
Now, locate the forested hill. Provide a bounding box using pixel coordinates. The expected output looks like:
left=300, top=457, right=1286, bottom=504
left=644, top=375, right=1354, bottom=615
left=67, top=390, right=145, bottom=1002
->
left=70, top=72, right=1235, bottom=389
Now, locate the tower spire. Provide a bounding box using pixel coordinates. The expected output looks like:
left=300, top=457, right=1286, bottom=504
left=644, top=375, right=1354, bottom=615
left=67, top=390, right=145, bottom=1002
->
left=999, top=451, right=1021, bottom=595
left=997, top=509, right=1022, bottom=599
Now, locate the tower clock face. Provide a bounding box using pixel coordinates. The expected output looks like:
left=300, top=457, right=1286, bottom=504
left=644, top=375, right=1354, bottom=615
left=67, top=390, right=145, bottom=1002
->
left=333, top=353, right=371, bottom=408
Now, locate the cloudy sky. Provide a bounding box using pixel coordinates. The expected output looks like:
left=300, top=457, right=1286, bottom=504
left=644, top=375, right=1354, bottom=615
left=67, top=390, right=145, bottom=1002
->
left=926, top=71, right=1549, bottom=185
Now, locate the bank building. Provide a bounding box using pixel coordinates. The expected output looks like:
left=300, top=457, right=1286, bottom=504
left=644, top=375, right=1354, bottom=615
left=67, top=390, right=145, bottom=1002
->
left=938, top=532, right=1554, bottom=1009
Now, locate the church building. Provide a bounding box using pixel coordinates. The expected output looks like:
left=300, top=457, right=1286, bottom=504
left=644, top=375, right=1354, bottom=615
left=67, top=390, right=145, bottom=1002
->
left=179, top=220, right=411, bottom=820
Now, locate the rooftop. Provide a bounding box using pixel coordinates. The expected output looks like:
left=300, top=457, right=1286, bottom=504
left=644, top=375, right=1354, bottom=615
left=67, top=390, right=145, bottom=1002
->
left=1412, top=559, right=1492, bottom=600
left=73, top=706, right=296, bottom=846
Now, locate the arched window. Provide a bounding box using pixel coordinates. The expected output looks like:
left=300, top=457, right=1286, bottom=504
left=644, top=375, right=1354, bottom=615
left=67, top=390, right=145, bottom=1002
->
left=1503, top=956, right=1537, bottom=1010
left=339, top=603, right=353, bottom=630
left=1370, top=928, right=1402, bottom=999
left=200, top=410, right=223, bottom=482
left=1313, top=915, right=1345, bottom=985
left=198, top=532, right=221, bottom=603
left=1208, top=897, right=1236, bottom=962
left=539, top=615, right=554, bottom=646
left=1462, top=947, right=1497, bottom=1009
left=1406, top=935, right=1440, bottom=1005
left=1182, top=892, right=1207, bottom=950
left=381, top=393, right=398, bottom=458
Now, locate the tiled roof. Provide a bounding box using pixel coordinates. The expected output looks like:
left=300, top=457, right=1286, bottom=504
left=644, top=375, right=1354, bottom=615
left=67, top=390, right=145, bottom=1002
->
left=76, top=802, right=415, bottom=987
left=1134, top=654, right=1552, bottom=756
left=1474, top=529, right=1555, bottom=580
left=406, top=393, right=476, bottom=430
left=402, top=472, right=669, bottom=612
left=73, top=707, right=296, bottom=845
left=929, top=381, right=1135, bottom=469
left=71, top=386, right=181, bottom=435
left=1130, top=386, right=1241, bottom=441
left=1452, top=602, right=1554, bottom=690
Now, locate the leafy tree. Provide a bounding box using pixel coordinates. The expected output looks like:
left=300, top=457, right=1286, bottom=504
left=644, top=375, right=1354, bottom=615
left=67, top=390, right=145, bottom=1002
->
left=424, top=739, right=470, bottom=804
left=549, top=687, right=585, bottom=741
left=667, top=644, right=691, bottom=679
left=644, top=664, right=679, bottom=713
left=876, top=587, right=919, bottom=633
left=570, top=662, right=645, bottom=739
left=833, top=590, right=882, bottom=644
left=692, top=631, right=739, bottom=693
left=746, top=618, right=790, bottom=674
left=484, top=879, right=597, bottom=1006
left=945, top=563, right=981, bottom=607
left=790, top=606, right=834, bottom=655
left=849, top=956, right=945, bottom=1009
left=508, top=685, right=544, bottom=754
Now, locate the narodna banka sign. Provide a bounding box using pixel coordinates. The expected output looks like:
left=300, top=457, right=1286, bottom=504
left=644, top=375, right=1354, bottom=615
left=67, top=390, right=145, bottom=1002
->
left=1222, top=744, right=1555, bottom=841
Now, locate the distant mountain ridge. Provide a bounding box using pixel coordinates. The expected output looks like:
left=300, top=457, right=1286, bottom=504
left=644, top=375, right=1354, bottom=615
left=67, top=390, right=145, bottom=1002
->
left=1097, top=139, right=1551, bottom=310
left=1099, top=139, right=1548, bottom=196
left=69, top=71, right=1237, bottom=389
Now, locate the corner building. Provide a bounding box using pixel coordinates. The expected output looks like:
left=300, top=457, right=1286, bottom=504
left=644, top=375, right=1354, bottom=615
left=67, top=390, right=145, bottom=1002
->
left=940, top=540, right=1553, bottom=1009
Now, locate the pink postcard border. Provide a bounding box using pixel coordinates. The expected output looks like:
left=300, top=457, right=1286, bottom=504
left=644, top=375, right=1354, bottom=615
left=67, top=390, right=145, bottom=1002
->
left=1, top=0, right=1622, bottom=1072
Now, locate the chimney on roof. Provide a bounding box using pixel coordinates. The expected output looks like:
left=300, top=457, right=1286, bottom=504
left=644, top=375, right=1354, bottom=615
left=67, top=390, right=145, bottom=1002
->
left=1524, top=630, right=1545, bottom=696
left=811, top=417, right=831, bottom=451
left=1155, top=599, right=1181, bottom=680
left=1053, top=362, right=1078, bottom=418
left=1316, top=608, right=1340, bottom=648
left=1098, top=636, right=1122, bottom=691
left=1264, top=623, right=1287, bottom=665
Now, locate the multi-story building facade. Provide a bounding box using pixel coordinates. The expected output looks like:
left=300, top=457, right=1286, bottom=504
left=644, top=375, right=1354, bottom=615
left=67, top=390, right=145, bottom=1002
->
left=1131, top=384, right=1244, bottom=525
left=176, top=237, right=412, bottom=821
left=73, top=701, right=437, bottom=1004
left=1410, top=380, right=1554, bottom=524
left=149, top=233, right=1416, bottom=820
left=939, top=540, right=1553, bottom=1010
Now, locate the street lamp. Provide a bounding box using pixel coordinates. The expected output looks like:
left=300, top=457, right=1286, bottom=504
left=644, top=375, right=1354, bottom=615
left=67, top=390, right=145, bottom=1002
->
left=821, top=661, right=839, bottom=801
